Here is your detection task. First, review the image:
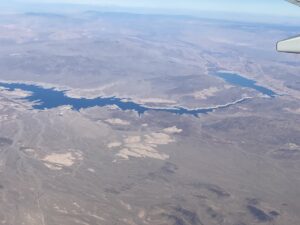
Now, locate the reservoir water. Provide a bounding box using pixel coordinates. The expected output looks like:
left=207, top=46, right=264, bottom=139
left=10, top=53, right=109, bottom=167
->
left=0, top=82, right=248, bottom=116
left=0, top=73, right=276, bottom=116
left=215, top=71, right=277, bottom=97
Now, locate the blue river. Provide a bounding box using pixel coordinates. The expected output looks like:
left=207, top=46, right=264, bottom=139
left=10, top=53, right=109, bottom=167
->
left=0, top=72, right=276, bottom=116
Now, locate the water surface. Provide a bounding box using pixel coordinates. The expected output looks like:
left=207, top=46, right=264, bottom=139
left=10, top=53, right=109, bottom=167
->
left=0, top=82, right=248, bottom=116
left=215, top=71, right=277, bottom=97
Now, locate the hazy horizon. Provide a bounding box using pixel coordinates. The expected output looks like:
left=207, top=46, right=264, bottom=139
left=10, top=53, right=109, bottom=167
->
left=1, top=1, right=300, bottom=25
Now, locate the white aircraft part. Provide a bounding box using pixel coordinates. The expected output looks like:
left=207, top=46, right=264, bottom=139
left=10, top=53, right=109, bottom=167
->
left=277, top=36, right=300, bottom=53
left=277, top=0, right=300, bottom=53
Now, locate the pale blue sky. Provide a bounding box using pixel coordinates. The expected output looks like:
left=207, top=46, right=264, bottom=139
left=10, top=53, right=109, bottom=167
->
left=2, top=0, right=300, bottom=17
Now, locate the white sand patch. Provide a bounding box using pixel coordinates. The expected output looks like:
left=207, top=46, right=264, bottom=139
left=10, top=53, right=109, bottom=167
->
left=24, top=148, right=35, bottom=153
left=43, top=153, right=75, bottom=167
left=43, top=163, right=63, bottom=170
left=73, top=202, right=81, bottom=208
left=65, top=83, right=117, bottom=99
left=144, top=133, right=174, bottom=145
left=88, top=168, right=95, bottom=173
left=117, top=147, right=169, bottom=160
left=42, top=151, right=83, bottom=170
left=53, top=204, right=69, bottom=214
left=138, top=210, right=146, bottom=219
left=113, top=126, right=183, bottom=161
left=124, top=136, right=141, bottom=144
left=163, top=126, right=182, bottom=134
left=116, top=148, right=141, bottom=159
left=287, top=143, right=300, bottom=150
left=115, top=132, right=174, bottom=160
left=105, top=118, right=130, bottom=126
left=107, top=142, right=122, bottom=149
left=135, top=98, right=177, bottom=105
left=120, top=201, right=132, bottom=211
left=102, top=105, right=120, bottom=110
left=21, top=147, right=39, bottom=158
left=0, top=88, right=32, bottom=98
left=192, top=87, right=220, bottom=100
left=57, top=105, right=72, bottom=111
